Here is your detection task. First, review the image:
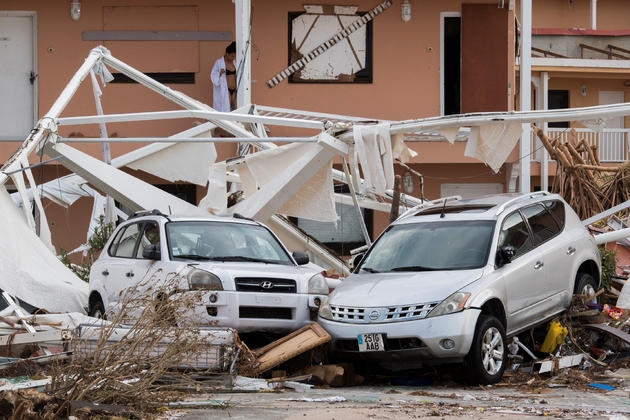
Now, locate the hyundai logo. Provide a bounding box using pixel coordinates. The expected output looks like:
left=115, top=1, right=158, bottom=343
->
left=260, top=281, right=274, bottom=289
left=369, top=310, right=380, bottom=321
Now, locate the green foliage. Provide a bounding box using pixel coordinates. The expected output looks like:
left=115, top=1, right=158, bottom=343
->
left=60, top=215, right=116, bottom=282
left=599, top=246, right=618, bottom=292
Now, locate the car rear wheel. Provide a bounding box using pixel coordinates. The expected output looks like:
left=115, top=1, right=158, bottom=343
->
left=464, top=314, right=507, bottom=385
left=90, top=297, right=107, bottom=320
left=575, top=273, right=598, bottom=303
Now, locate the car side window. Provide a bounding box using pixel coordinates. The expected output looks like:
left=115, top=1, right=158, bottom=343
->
left=498, top=212, right=533, bottom=259
left=521, top=204, right=560, bottom=246
left=543, top=200, right=565, bottom=231
left=137, top=222, right=160, bottom=259
left=109, top=223, right=142, bottom=258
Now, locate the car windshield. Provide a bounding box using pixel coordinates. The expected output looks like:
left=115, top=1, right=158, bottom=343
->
left=166, top=221, right=293, bottom=265
left=358, top=220, right=495, bottom=273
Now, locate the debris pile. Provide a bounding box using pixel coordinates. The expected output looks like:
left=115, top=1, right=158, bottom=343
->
left=533, top=126, right=630, bottom=220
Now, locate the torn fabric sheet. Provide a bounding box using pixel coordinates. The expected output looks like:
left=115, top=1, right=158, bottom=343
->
left=438, top=127, right=460, bottom=144
left=351, top=123, right=417, bottom=196
left=243, top=143, right=337, bottom=223
left=126, top=140, right=217, bottom=187
left=199, top=162, right=228, bottom=215
left=21, top=156, right=54, bottom=253
left=464, top=123, right=523, bottom=173
left=0, top=186, right=88, bottom=313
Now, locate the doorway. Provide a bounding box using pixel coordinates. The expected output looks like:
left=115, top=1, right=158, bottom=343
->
left=0, top=12, right=37, bottom=141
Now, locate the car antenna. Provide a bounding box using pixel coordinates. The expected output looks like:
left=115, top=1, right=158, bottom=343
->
left=168, top=205, right=172, bottom=215
left=440, top=198, right=447, bottom=218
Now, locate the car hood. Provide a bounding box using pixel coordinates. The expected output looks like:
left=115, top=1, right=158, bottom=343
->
left=329, top=269, right=484, bottom=307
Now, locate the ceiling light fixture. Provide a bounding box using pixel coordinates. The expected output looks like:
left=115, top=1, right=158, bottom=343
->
left=401, top=0, right=412, bottom=22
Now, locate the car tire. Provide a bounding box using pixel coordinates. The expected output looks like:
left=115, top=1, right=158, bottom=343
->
left=464, top=314, right=507, bottom=385
left=575, top=273, right=598, bottom=302
left=90, top=297, right=107, bottom=320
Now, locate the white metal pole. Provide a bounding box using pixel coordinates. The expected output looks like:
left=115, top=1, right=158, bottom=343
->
left=541, top=71, right=549, bottom=192
left=591, top=0, right=597, bottom=30
left=519, top=0, right=532, bottom=193
left=235, top=0, right=252, bottom=108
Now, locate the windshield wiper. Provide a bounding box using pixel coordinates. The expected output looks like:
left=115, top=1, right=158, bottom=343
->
left=175, top=254, right=214, bottom=261
left=211, top=256, right=281, bottom=264
left=361, top=267, right=380, bottom=273
left=390, top=266, right=438, bottom=272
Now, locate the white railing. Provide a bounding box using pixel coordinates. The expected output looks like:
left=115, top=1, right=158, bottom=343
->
left=533, top=128, right=629, bottom=163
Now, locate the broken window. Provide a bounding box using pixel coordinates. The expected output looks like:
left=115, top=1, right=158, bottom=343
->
left=521, top=204, right=561, bottom=246
left=499, top=212, right=533, bottom=259
left=287, top=7, right=373, bottom=84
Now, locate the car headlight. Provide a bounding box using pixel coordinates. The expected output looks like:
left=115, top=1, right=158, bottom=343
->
left=318, top=296, right=332, bottom=320
left=426, top=292, right=470, bottom=318
left=308, top=273, right=329, bottom=295
left=187, top=268, right=223, bottom=291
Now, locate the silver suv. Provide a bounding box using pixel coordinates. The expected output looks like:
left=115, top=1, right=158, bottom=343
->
left=318, top=192, right=601, bottom=384
left=89, top=211, right=329, bottom=333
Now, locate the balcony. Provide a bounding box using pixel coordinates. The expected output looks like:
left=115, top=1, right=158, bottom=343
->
left=533, top=128, right=628, bottom=163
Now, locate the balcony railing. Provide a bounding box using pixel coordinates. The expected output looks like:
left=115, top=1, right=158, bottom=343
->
left=532, top=128, right=628, bottom=163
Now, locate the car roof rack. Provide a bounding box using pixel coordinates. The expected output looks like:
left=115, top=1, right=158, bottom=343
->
left=129, top=209, right=168, bottom=220
left=495, top=191, right=550, bottom=216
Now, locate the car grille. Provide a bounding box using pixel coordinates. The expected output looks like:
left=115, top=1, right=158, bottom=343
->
left=235, top=277, right=297, bottom=293
left=330, top=302, right=440, bottom=323
left=335, top=337, right=426, bottom=352
left=239, top=306, right=293, bottom=319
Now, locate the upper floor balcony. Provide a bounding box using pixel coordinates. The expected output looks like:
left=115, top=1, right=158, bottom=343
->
left=528, top=29, right=630, bottom=71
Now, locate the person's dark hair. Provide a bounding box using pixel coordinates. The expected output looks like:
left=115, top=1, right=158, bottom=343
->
left=226, top=41, right=236, bottom=55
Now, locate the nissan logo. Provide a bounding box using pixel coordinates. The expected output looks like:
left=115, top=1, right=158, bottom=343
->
left=369, top=310, right=380, bottom=321
left=260, top=281, right=274, bottom=289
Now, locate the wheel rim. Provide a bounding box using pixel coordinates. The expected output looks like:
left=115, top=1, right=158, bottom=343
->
left=481, top=327, right=504, bottom=375
left=582, top=284, right=596, bottom=300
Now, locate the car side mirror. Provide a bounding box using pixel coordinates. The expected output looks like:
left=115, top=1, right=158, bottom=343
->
left=495, top=246, right=516, bottom=268
left=352, top=253, right=365, bottom=268
left=292, top=251, right=309, bottom=265
left=142, top=244, right=161, bottom=261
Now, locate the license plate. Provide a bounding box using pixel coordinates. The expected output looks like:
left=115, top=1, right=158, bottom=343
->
left=357, top=333, right=384, bottom=352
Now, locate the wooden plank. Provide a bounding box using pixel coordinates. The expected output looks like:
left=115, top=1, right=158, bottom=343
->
left=252, top=323, right=330, bottom=373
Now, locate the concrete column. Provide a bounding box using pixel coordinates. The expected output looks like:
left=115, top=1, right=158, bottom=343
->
left=541, top=72, right=549, bottom=192
left=519, top=0, right=532, bottom=193
left=591, top=0, right=597, bottom=30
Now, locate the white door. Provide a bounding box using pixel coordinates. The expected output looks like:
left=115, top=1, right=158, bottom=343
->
left=0, top=13, right=37, bottom=140
left=599, top=91, right=624, bottom=129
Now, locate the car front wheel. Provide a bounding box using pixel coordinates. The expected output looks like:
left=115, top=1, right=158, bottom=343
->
left=464, top=314, right=507, bottom=385
left=575, top=273, right=598, bottom=302
left=89, top=297, right=107, bottom=320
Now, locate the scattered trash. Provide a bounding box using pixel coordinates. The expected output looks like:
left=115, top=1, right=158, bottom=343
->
left=588, top=383, right=616, bottom=391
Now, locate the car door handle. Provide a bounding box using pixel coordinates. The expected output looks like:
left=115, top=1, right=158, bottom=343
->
left=126, top=271, right=134, bottom=278
left=567, top=246, right=576, bottom=255
left=534, top=261, right=544, bottom=269
left=102, top=269, right=109, bottom=276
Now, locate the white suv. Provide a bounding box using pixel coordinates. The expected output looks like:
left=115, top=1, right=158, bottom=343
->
left=89, top=211, right=329, bottom=333
left=318, top=192, right=601, bottom=384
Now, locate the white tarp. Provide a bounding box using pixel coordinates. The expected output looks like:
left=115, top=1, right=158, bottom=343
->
left=0, top=186, right=88, bottom=313
left=241, top=143, right=338, bottom=223
left=464, top=124, right=523, bottom=173
left=126, top=139, right=217, bottom=187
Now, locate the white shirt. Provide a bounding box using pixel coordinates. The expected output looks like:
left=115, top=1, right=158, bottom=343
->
left=210, top=56, right=236, bottom=112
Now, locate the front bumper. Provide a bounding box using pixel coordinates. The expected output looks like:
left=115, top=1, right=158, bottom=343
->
left=183, top=290, right=325, bottom=333
left=318, top=308, right=481, bottom=368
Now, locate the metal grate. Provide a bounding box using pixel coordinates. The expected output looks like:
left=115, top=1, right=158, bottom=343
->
left=235, top=277, right=297, bottom=293
left=330, top=302, right=439, bottom=324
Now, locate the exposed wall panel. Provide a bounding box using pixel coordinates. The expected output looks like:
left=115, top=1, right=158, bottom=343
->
left=461, top=4, right=509, bottom=113
left=103, top=6, right=199, bottom=73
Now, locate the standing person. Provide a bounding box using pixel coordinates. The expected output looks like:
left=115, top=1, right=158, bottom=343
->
left=211, top=41, right=237, bottom=112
